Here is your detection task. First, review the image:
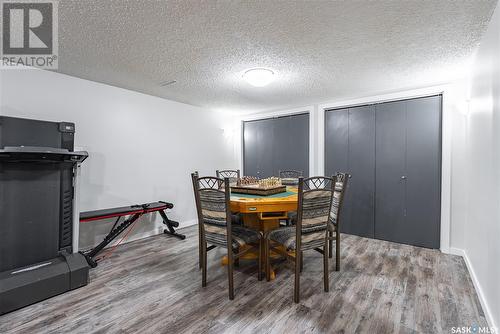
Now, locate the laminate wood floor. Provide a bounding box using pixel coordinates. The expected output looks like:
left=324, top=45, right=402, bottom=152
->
left=1, top=226, right=487, bottom=334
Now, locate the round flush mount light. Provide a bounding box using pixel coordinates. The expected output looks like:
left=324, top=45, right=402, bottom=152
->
left=243, top=68, right=275, bottom=87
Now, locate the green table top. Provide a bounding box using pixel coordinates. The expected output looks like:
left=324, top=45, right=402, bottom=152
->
left=231, top=190, right=296, bottom=199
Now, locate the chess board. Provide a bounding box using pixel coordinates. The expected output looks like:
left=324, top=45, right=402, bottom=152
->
left=230, top=184, right=287, bottom=196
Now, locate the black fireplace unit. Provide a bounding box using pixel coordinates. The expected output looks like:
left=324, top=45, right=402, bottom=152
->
left=0, top=116, right=89, bottom=315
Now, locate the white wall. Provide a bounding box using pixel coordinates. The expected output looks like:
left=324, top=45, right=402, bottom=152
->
left=450, top=3, right=500, bottom=330
left=0, top=68, right=237, bottom=249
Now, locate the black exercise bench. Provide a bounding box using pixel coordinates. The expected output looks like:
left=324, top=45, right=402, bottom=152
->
left=80, top=201, right=185, bottom=267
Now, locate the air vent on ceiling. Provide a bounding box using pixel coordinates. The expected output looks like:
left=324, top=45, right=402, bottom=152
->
left=159, top=80, right=177, bottom=87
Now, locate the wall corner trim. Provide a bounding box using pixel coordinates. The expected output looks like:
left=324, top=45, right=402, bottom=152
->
left=448, top=247, right=498, bottom=331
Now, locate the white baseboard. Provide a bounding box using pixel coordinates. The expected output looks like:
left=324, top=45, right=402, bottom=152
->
left=178, top=219, right=197, bottom=229
left=119, top=229, right=162, bottom=245
left=440, top=246, right=451, bottom=254
left=118, top=219, right=197, bottom=244
left=449, top=247, right=498, bottom=331
left=448, top=247, right=465, bottom=257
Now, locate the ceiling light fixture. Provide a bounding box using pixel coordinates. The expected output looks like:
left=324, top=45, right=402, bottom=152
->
left=243, top=68, right=274, bottom=87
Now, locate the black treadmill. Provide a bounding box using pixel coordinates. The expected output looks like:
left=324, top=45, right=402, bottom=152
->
left=0, top=116, right=90, bottom=315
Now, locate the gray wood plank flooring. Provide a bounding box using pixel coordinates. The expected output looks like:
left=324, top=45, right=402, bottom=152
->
left=0, top=226, right=487, bottom=334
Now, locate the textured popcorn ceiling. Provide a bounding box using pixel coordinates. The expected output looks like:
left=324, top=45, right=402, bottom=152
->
left=57, top=0, right=497, bottom=113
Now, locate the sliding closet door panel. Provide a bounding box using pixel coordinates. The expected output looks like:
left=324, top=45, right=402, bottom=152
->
left=274, top=115, right=309, bottom=177
left=325, top=107, right=375, bottom=237
left=325, top=109, right=349, bottom=174
left=273, top=117, right=290, bottom=176
left=375, top=101, right=407, bottom=243
left=256, top=118, right=275, bottom=178
left=243, top=114, right=309, bottom=178
left=287, top=114, right=309, bottom=177
left=243, top=121, right=259, bottom=177
left=405, top=96, right=441, bottom=248
left=325, top=109, right=351, bottom=234
left=346, top=106, right=375, bottom=238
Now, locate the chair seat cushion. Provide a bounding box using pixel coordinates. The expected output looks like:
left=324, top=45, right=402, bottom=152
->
left=204, top=223, right=260, bottom=249
left=232, top=226, right=260, bottom=247
left=268, top=226, right=326, bottom=251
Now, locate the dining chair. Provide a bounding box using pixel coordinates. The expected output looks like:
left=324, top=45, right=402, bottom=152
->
left=216, top=169, right=240, bottom=185
left=216, top=170, right=244, bottom=228
left=195, top=171, right=244, bottom=269
left=328, top=172, right=349, bottom=271
left=191, top=173, right=262, bottom=300
left=279, top=170, right=302, bottom=226
left=264, top=176, right=335, bottom=303
left=278, top=170, right=303, bottom=185
left=278, top=170, right=302, bottom=226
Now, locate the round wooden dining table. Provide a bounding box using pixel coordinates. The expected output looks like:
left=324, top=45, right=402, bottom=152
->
left=221, top=187, right=298, bottom=279
left=230, top=187, right=298, bottom=231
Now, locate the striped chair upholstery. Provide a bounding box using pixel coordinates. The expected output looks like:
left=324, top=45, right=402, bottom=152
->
left=268, top=226, right=327, bottom=251
left=195, top=176, right=259, bottom=250
left=215, top=170, right=243, bottom=225
left=268, top=177, right=334, bottom=251
left=328, top=173, right=349, bottom=231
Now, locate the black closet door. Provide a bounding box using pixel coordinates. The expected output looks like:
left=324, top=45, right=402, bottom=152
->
left=256, top=118, right=275, bottom=178
left=325, top=106, right=375, bottom=238
left=325, top=109, right=351, bottom=233
left=325, top=109, right=349, bottom=173
left=326, top=96, right=441, bottom=248
left=405, top=96, right=441, bottom=248
left=346, top=106, right=375, bottom=238
left=375, top=101, right=407, bottom=244
left=273, top=116, right=291, bottom=177
left=277, top=114, right=309, bottom=177
left=375, top=97, right=441, bottom=248
left=243, top=114, right=309, bottom=178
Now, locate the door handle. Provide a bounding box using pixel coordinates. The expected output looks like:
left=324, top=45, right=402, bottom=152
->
left=401, top=176, right=407, bottom=180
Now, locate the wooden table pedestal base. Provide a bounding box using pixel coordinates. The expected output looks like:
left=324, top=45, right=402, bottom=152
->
left=221, top=213, right=286, bottom=280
